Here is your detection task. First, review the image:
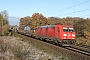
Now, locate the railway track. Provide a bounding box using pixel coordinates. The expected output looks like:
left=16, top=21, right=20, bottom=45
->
left=17, top=33, right=90, bottom=60
left=75, top=44, right=90, bottom=49
left=64, top=45, right=90, bottom=56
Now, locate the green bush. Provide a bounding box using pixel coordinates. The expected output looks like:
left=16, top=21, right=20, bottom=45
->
left=4, top=31, right=9, bottom=36
left=76, top=34, right=81, bottom=38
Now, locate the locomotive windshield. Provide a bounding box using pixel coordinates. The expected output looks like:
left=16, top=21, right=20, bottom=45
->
left=63, top=27, right=74, bottom=32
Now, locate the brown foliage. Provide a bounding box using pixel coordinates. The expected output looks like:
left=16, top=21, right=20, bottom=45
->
left=0, top=10, right=9, bottom=35
left=20, top=13, right=47, bottom=30
left=19, top=13, right=90, bottom=39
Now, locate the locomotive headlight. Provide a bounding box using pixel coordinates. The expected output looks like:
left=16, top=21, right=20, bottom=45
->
left=64, top=34, right=67, bottom=36
left=72, top=34, right=75, bottom=37
left=72, top=38, right=75, bottom=39
left=64, top=37, right=66, bottom=39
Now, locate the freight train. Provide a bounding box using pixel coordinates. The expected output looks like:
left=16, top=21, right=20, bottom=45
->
left=17, top=26, right=30, bottom=34
left=17, top=24, right=76, bottom=45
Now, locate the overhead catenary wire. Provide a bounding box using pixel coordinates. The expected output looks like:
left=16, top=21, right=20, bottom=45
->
left=46, top=0, right=90, bottom=16
left=57, top=8, right=90, bottom=17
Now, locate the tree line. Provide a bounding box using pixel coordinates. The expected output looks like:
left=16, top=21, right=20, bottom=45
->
left=0, top=10, right=9, bottom=35
left=20, top=13, right=90, bottom=39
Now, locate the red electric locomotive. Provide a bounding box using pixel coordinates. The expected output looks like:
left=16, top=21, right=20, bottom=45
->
left=35, top=24, right=76, bottom=45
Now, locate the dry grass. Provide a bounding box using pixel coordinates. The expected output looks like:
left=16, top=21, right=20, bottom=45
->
left=0, top=36, right=73, bottom=60
left=76, top=37, right=90, bottom=46
left=0, top=36, right=59, bottom=60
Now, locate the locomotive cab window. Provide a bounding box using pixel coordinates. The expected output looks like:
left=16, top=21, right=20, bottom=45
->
left=63, top=27, right=68, bottom=32
left=63, top=27, right=74, bottom=32
left=68, top=28, right=74, bottom=32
